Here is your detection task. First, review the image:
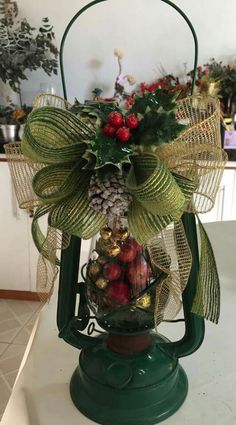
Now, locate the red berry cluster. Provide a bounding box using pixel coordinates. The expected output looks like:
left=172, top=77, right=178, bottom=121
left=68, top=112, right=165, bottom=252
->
left=103, top=111, right=139, bottom=143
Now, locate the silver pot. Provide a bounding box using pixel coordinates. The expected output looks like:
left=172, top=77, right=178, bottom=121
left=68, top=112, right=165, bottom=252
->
left=0, top=124, right=19, bottom=143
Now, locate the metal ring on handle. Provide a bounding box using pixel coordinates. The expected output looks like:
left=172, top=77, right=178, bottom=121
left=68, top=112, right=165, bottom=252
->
left=59, top=0, right=198, bottom=100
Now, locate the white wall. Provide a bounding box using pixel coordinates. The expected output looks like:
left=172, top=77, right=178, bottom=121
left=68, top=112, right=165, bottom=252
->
left=16, top=0, right=236, bottom=105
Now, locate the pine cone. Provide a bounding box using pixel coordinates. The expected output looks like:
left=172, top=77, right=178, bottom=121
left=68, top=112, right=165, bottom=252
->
left=88, top=172, right=132, bottom=218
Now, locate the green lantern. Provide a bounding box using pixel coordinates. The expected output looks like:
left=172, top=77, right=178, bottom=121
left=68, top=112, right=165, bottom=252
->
left=4, top=1, right=227, bottom=424
left=57, top=216, right=204, bottom=425
left=56, top=2, right=204, bottom=424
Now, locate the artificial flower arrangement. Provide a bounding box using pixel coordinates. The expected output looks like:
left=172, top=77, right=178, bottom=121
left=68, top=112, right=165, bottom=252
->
left=136, top=58, right=236, bottom=118
left=0, top=99, right=31, bottom=125
left=5, top=57, right=225, bottom=329
left=90, top=49, right=236, bottom=121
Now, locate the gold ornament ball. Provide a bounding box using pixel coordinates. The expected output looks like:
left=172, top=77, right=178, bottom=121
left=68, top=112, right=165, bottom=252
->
left=108, top=243, right=121, bottom=257
left=95, top=277, right=109, bottom=290
left=114, top=228, right=129, bottom=241
left=88, top=262, right=102, bottom=279
left=136, top=294, right=151, bottom=309
left=100, top=226, right=113, bottom=240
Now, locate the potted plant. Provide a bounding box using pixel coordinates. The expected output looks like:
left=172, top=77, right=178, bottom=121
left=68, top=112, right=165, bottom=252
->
left=0, top=0, right=58, bottom=105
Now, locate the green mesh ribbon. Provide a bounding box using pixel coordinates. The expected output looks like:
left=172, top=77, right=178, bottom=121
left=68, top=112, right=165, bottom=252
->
left=22, top=106, right=94, bottom=163
left=48, top=170, right=107, bottom=239
left=192, top=218, right=220, bottom=323
left=22, top=107, right=107, bottom=254
left=127, top=153, right=197, bottom=243
left=127, top=154, right=186, bottom=217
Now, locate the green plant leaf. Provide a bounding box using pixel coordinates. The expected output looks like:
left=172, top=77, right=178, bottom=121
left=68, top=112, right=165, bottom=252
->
left=86, top=135, right=133, bottom=171
left=130, top=90, right=187, bottom=147
left=134, top=111, right=186, bottom=146
left=69, top=100, right=120, bottom=124
left=130, top=89, right=179, bottom=115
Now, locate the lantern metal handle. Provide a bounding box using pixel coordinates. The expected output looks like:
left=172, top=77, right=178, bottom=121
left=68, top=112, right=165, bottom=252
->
left=60, top=0, right=198, bottom=100
left=57, top=0, right=205, bottom=355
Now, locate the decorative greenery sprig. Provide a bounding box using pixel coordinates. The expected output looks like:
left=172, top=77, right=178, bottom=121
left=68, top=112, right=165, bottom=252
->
left=130, top=89, right=186, bottom=146
left=69, top=89, right=187, bottom=181
left=0, top=0, right=58, bottom=93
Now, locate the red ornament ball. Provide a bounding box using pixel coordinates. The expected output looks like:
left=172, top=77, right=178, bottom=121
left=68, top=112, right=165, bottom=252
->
left=126, top=238, right=142, bottom=255
left=105, top=281, right=130, bottom=304
left=125, top=114, right=139, bottom=130
left=103, top=262, right=122, bottom=281
left=118, top=241, right=137, bottom=263
left=108, top=111, right=123, bottom=128
left=103, top=123, right=116, bottom=138
left=116, top=126, right=131, bottom=143
left=126, top=255, right=151, bottom=287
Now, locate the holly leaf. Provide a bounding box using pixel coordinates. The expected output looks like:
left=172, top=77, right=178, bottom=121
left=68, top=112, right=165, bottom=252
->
left=130, top=89, right=186, bottom=147
left=86, top=135, right=133, bottom=171
left=135, top=111, right=186, bottom=146
left=152, top=89, right=180, bottom=111
left=130, top=89, right=180, bottom=115
left=69, top=99, right=120, bottom=124
left=96, top=164, right=120, bottom=182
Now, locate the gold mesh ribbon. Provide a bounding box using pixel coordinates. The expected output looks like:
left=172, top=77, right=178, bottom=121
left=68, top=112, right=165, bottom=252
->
left=192, top=217, right=220, bottom=323
left=4, top=94, right=227, bottom=322
left=147, top=221, right=192, bottom=327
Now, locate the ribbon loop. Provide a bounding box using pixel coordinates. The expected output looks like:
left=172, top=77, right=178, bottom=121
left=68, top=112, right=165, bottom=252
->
left=48, top=171, right=107, bottom=239
left=22, top=107, right=95, bottom=164
left=33, top=160, right=85, bottom=204
left=127, top=153, right=186, bottom=219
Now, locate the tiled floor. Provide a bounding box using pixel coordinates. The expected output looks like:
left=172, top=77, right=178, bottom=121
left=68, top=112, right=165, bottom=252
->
left=0, top=299, right=41, bottom=420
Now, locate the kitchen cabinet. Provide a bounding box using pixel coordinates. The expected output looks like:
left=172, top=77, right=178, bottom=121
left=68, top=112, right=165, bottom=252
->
left=199, top=166, right=236, bottom=223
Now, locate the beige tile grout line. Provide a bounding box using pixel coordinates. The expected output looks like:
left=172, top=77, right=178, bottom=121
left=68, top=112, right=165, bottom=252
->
left=0, top=302, right=42, bottom=358
left=0, top=370, right=12, bottom=392
left=4, top=299, right=42, bottom=324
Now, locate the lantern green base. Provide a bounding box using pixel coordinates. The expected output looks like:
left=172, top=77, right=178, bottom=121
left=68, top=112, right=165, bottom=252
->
left=70, top=334, right=188, bottom=425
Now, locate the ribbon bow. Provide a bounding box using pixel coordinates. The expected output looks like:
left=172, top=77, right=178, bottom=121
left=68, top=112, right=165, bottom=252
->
left=5, top=94, right=227, bottom=323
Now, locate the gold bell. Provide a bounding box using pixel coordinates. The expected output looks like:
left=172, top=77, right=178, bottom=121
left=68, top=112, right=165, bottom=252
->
left=136, top=294, right=151, bottom=309
left=100, top=226, right=113, bottom=240
left=95, top=277, right=109, bottom=290
left=108, top=243, right=121, bottom=257
left=114, top=227, right=129, bottom=241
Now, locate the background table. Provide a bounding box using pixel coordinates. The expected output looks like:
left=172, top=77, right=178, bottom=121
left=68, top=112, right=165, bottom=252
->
left=1, top=221, right=236, bottom=425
